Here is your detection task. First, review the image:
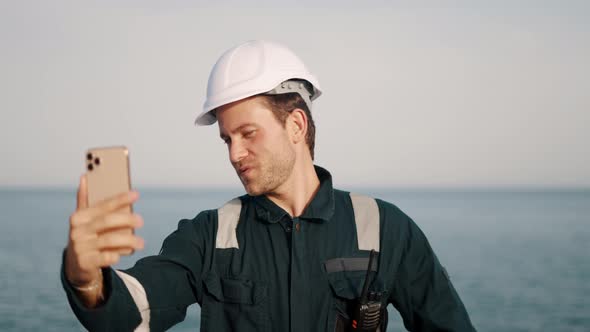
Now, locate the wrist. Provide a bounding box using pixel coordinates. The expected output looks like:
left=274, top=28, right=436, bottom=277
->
left=70, top=269, right=103, bottom=293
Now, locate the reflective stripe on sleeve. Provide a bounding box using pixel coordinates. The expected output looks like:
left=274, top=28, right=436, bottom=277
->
left=349, top=193, right=380, bottom=252
left=215, top=198, right=242, bottom=249
left=115, top=270, right=150, bottom=332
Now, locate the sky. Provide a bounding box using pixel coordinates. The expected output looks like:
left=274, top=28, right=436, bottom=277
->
left=1, top=0, right=589, bottom=189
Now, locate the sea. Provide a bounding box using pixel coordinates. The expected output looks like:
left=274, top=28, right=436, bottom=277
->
left=0, top=187, right=588, bottom=331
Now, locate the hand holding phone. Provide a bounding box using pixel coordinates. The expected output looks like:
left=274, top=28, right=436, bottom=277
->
left=64, top=146, right=144, bottom=308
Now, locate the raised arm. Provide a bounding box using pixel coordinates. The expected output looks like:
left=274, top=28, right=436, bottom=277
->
left=63, top=175, right=144, bottom=308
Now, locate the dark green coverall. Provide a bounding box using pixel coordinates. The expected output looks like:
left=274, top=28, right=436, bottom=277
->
left=62, top=166, right=475, bottom=331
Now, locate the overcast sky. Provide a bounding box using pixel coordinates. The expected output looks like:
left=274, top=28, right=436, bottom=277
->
left=1, top=0, right=588, bottom=189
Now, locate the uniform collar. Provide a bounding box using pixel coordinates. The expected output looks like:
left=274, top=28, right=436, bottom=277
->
left=253, top=165, right=335, bottom=224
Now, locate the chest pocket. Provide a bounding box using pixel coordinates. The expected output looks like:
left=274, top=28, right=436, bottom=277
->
left=325, top=257, right=387, bottom=331
left=200, top=272, right=269, bottom=332
left=201, top=198, right=270, bottom=332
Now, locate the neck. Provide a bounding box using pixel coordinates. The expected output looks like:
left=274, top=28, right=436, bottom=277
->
left=266, top=156, right=319, bottom=217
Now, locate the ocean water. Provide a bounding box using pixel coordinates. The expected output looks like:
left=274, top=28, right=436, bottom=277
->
left=0, top=188, right=588, bottom=331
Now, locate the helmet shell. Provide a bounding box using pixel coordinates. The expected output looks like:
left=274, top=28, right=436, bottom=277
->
left=196, top=40, right=322, bottom=126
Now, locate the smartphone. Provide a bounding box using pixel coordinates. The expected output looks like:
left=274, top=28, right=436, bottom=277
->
left=85, top=146, right=133, bottom=212
left=85, top=146, right=135, bottom=254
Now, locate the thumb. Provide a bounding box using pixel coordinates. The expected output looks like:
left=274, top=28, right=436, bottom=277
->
left=76, top=175, right=88, bottom=210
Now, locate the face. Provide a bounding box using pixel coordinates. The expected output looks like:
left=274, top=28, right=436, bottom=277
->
left=217, top=97, right=296, bottom=196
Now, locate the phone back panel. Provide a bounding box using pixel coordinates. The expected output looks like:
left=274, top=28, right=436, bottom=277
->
left=85, top=146, right=132, bottom=213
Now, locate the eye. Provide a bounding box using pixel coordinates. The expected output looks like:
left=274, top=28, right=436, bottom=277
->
left=244, top=130, right=256, bottom=138
left=221, top=137, right=230, bottom=145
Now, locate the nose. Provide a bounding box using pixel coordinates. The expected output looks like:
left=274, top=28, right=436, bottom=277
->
left=229, top=140, right=248, bottom=164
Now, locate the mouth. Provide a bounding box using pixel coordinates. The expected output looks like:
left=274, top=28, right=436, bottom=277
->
left=238, top=166, right=252, bottom=177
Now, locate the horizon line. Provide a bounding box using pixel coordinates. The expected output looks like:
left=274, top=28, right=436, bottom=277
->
left=1, top=185, right=589, bottom=193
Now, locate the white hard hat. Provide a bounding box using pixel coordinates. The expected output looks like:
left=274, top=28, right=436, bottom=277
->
left=195, top=40, right=322, bottom=126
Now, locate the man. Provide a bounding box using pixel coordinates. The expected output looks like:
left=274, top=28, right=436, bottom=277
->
left=62, top=40, right=476, bottom=331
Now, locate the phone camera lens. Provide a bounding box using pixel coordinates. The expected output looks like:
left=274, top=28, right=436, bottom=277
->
left=87, top=163, right=94, bottom=171
left=94, top=157, right=100, bottom=165
left=87, top=153, right=93, bottom=161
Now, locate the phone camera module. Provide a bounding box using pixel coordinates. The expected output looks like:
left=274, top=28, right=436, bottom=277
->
left=87, top=153, right=93, bottom=161
left=87, top=163, right=94, bottom=171
left=94, top=157, right=101, bottom=165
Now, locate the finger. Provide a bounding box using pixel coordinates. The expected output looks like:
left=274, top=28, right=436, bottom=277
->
left=96, top=248, right=141, bottom=267
left=97, top=251, right=121, bottom=267
left=89, top=213, right=143, bottom=234
left=96, top=233, right=144, bottom=251
left=95, top=190, right=138, bottom=213
left=76, top=175, right=88, bottom=210
left=116, top=247, right=135, bottom=256
left=81, top=191, right=139, bottom=221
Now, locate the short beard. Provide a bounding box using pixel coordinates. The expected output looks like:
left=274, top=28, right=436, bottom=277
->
left=244, top=145, right=295, bottom=196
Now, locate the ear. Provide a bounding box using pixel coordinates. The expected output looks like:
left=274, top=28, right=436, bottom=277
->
left=288, top=108, right=307, bottom=144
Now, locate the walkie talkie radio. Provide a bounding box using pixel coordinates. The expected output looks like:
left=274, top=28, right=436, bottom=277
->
left=351, top=250, right=386, bottom=332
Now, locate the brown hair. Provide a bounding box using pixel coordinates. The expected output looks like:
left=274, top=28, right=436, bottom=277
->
left=260, top=93, right=316, bottom=160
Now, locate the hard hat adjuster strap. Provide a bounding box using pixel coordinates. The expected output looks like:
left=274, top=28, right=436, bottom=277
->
left=264, top=79, right=314, bottom=111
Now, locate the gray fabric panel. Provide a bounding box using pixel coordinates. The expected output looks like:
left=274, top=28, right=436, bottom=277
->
left=216, top=198, right=242, bottom=249
left=324, top=256, right=379, bottom=273
left=350, top=193, right=380, bottom=251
